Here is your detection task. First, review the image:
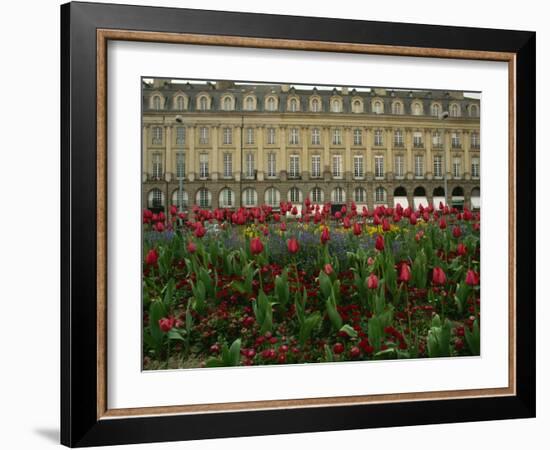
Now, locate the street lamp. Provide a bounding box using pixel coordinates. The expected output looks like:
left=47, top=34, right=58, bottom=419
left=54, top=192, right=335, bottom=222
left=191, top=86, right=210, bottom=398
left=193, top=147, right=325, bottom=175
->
left=438, top=111, right=449, bottom=206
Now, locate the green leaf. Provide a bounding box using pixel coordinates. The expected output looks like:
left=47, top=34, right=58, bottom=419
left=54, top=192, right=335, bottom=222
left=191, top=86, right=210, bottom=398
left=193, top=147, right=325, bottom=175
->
left=205, top=358, right=225, bottom=368
left=319, top=271, right=332, bottom=299
left=339, top=324, right=358, bottom=339
left=228, top=338, right=242, bottom=366
left=325, top=295, right=343, bottom=331
left=167, top=329, right=185, bottom=341
left=163, top=278, right=176, bottom=307
left=368, top=316, right=383, bottom=352
left=464, top=320, right=480, bottom=355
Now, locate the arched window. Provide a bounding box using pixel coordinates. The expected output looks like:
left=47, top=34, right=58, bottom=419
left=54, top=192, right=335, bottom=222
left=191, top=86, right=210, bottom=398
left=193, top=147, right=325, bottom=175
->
left=175, top=95, right=185, bottom=111
left=352, top=100, right=362, bottom=113
left=219, top=188, right=235, bottom=208
left=394, top=186, right=407, bottom=197
left=412, top=102, right=422, bottom=115
left=375, top=187, right=387, bottom=203
left=413, top=186, right=426, bottom=196
left=199, top=96, right=208, bottom=110
left=310, top=187, right=324, bottom=203
left=172, top=189, right=188, bottom=209
left=374, top=101, right=383, bottom=114
left=289, top=98, right=298, bottom=112
left=331, top=187, right=346, bottom=204
left=196, top=188, right=212, bottom=208
left=311, top=98, right=320, bottom=112
left=223, top=97, right=232, bottom=111
left=288, top=187, right=303, bottom=203
left=392, top=102, right=402, bottom=115
left=152, top=95, right=161, bottom=110
left=470, top=104, right=479, bottom=117
left=450, top=104, right=460, bottom=117
left=264, top=187, right=281, bottom=207
left=242, top=188, right=258, bottom=207
left=471, top=187, right=481, bottom=210
left=332, top=99, right=341, bottom=113
left=354, top=187, right=367, bottom=203
left=148, top=188, right=164, bottom=208
left=245, top=97, right=255, bottom=111
left=431, top=103, right=441, bottom=117
left=433, top=187, right=445, bottom=196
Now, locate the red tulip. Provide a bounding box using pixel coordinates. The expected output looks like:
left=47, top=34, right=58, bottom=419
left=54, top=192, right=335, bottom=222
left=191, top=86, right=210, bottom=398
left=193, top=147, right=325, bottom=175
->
left=287, top=238, right=300, bottom=254
left=367, top=273, right=379, bottom=289
left=343, top=217, right=351, bottom=229
left=452, top=226, right=462, bottom=238
left=333, top=342, right=345, bottom=354
left=291, top=206, right=298, bottom=215
left=280, top=222, right=287, bottom=232
left=409, top=213, right=417, bottom=225
left=353, top=222, right=362, bottom=236
left=320, top=227, right=330, bottom=245
left=158, top=317, right=175, bottom=333
left=155, top=221, right=165, bottom=232
left=350, top=346, right=361, bottom=358
left=194, top=224, right=206, bottom=238
left=170, top=205, right=178, bottom=216
left=399, top=263, right=411, bottom=283
left=415, top=230, right=424, bottom=242
left=382, top=219, right=391, bottom=232
left=145, top=249, right=158, bottom=266
left=250, top=237, right=264, bottom=255
left=187, top=241, right=197, bottom=254
left=457, top=243, right=467, bottom=256
left=375, top=234, right=385, bottom=252
left=432, top=267, right=447, bottom=285
left=439, top=218, right=447, bottom=229
left=323, top=263, right=334, bottom=275
left=273, top=213, right=281, bottom=222
left=334, top=211, right=342, bottom=220
left=465, top=269, right=479, bottom=286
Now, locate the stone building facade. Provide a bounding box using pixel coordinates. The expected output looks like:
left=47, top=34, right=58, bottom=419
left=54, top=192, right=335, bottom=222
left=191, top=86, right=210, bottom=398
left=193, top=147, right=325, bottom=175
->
left=142, top=79, right=481, bottom=213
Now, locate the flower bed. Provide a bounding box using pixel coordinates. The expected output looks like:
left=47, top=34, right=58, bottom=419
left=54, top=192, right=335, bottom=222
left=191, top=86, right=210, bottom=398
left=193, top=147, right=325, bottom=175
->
left=142, top=201, right=480, bottom=369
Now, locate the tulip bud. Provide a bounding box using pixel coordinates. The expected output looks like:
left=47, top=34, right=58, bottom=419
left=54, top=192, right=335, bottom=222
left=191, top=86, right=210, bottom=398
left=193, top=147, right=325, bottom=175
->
left=465, top=269, right=479, bottom=286
left=367, top=273, right=378, bottom=289
left=187, top=241, right=197, bottom=254
left=323, top=263, right=334, bottom=275
left=250, top=237, right=264, bottom=255
left=145, top=249, right=158, bottom=266
left=287, top=238, right=300, bottom=254
left=375, top=234, right=385, bottom=251
left=432, top=267, right=447, bottom=285
left=452, top=226, right=462, bottom=238
left=399, top=263, right=411, bottom=283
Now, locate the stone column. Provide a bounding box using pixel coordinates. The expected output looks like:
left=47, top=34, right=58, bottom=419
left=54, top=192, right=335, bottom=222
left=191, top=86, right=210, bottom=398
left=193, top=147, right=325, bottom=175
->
left=385, top=127, right=393, bottom=176
left=235, top=125, right=242, bottom=181
left=344, top=127, right=352, bottom=180
left=257, top=125, right=265, bottom=181
left=212, top=124, right=219, bottom=180
left=365, top=127, right=372, bottom=177
left=301, top=125, right=309, bottom=180
left=463, top=129, right=471, bottom=180
left=425, top=128, right=433, bottom=179
left=279, top=126, right=287, bottom=179
left=187, top=124, right=196, bottom=181
left=444, top=130, right=452, bottom=175
left=323, top=126, right=330, bottom=176
left=405, top=127, right=413, bottom=180
left=142, top=124, right=149, bottom=181
left=165, top=125, right=173, bottom=182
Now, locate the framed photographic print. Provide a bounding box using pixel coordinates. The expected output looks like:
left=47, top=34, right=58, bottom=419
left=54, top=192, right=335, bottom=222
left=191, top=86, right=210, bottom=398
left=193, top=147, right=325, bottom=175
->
left=61, top=1, right=536, bottom=447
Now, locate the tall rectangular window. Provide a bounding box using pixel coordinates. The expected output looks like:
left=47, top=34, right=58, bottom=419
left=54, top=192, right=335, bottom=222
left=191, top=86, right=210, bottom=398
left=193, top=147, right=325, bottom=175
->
left=374, top=155, right=384, bottom=178
left=290, top=128, right=299, bottom=145
left=311, top=155, right=321, bottom=177
left=199, top=153, right=209, bottom=178
left=176, top=152, right=185, bottom=179
left=353, top=128, right=362, bottom=145
left=332, top=155, right=342, bottom=178
left=332, top=129, right=342, bottom=145
left=245, top=153, right=255, bottom=178
left=471, top=132, right=480, bottom=148
left=267, top=153, right=276, bottom=177
left=414, top=155, right=424, bottom=178
left=152, top=126, right=163, bottom=145
left=432, top=131, right=442, bottom=147
left=452, top=132, right=461, bottom=148
left=471, top=157, right=480, bottom=178
left=453, top=157, right=461, bottom=178
left=152, top=153, right=162, bottom=178
left=394, top=130, right=404, bottom=147
left=433, top=155, right=443, bottom=178
left=353, top=155, right=364, bottom=178
left=394, top=155, right=404, bottom=178
left=223, top=127, right=233, bottom=145
left=176, top=126, right=185, bottom=145
left=311, top=128, right=320, bottom=145
left=267, top=127, right=276, bottom=145
left=374, top=129, right=383, bottom=146
left=246, top=127, right=255, bottom=145
left=199, top=127, right=209, bottom=144
left=289, top=155, right=300, bottom=178
left=413, top=131, right=423, bottom=147
left=223, top=153, right=232, bottom=178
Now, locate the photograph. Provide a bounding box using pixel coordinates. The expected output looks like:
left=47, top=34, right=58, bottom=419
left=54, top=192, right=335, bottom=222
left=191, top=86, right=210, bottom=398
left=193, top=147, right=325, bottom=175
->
left=141, top=78, right=481, bottom=370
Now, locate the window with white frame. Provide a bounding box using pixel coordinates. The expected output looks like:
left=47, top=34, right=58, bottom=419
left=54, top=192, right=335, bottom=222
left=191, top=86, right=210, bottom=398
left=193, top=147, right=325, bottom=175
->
left=353, top=128, right=362, bottom=145
left=290, top=128, right=299, bottom=145
left=374, top=155, right=384, bottom=178
left=153, top=96, right=161, bottom=110
left=289, top=155, right=300, bottom=178
left=412, top=102, right=422, bottom=115
left=354, top=187, right=367, bottom=203
left=374, top=129, right=383, bottom=146
left=197, top=188, right=211, bottom=208
left=150, top=188, right=163, bottom=208
left=332, top=155, right=342, bottom=178
left=332, top=99, right=341, bottom=112
left=375, top=187, right=387, bottom=203
left=289, top=98, right=298, bottom=112
left=394, top=155, right=404, bottom=178
left=414, top=155, right=424, bottom=178
left=152, top=126, right=163, bottom=145
left=199, top=153, right=209, bottom=178
left=413, top=131, right=424, bottom=147
left=242, top=188, right=258, bottom=207
left=433, top=155, right=443, bottom=178
left=265, top=187, right=280, bottom=207
left=266, top=127, right=276, bottom=145
left=392, top=102, right=402, bottom=115
left=452, top=132, right=461, bottom=148
left=267, top=152, right=276, bottom=177
left=471, top=131, right=479, bottom=148
left=374, top=101, right=383, bottom=114
left=311, top=187, right=324, bottom=203
left=353, top=155, right=364, bottom=178
left=311, top=128, right=320, bottom=145
left=333, top=128, right=342, bottom=145
left=199, top=96, right=208, bottom=110
left=176, top=96, right=185, bottom=111
left=353, top=100, right=362, bottom=113
left=432, top=130, right=442, bottom=147
left=176, top=152, right=185, bottom=179
left=199, top=127, right=209, bottom=144
left=223, top=153, right=232, bottom=178
left=219, top=188, right=234, bottom=208
left=173, top=190, right=188, bottom=209
left=331, top=187, right=345, bottom=204
left=152, top=153, right=162, bottom=179
left=453, top=157, right=461, bottom=178
left=245, top=153, right=255, bottom=178
left=246, top=127, right=254, bottom=145
left=431, top=103, right=441, bottom=117
left=450, top=104, right=460, bottom=117
left=176, top=126, right=185, bottom=145
left=223, top=127, right=232, bottom=145
left=223, top=97, right=232, bottom=111
left=311, top=98, right=320, bottom=112
left=471, top=157, right=480, bottom=178
left=245, top=97, right=255, bottom=111
left=289, top=187, right=302, bottom=203
left=311, top=155, right=321, bottom=178
left=394, top=129, right=404, bottom=146
left=470, top=104, right=479, bottom=117
left=267, top=97, right=276, bottom=111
